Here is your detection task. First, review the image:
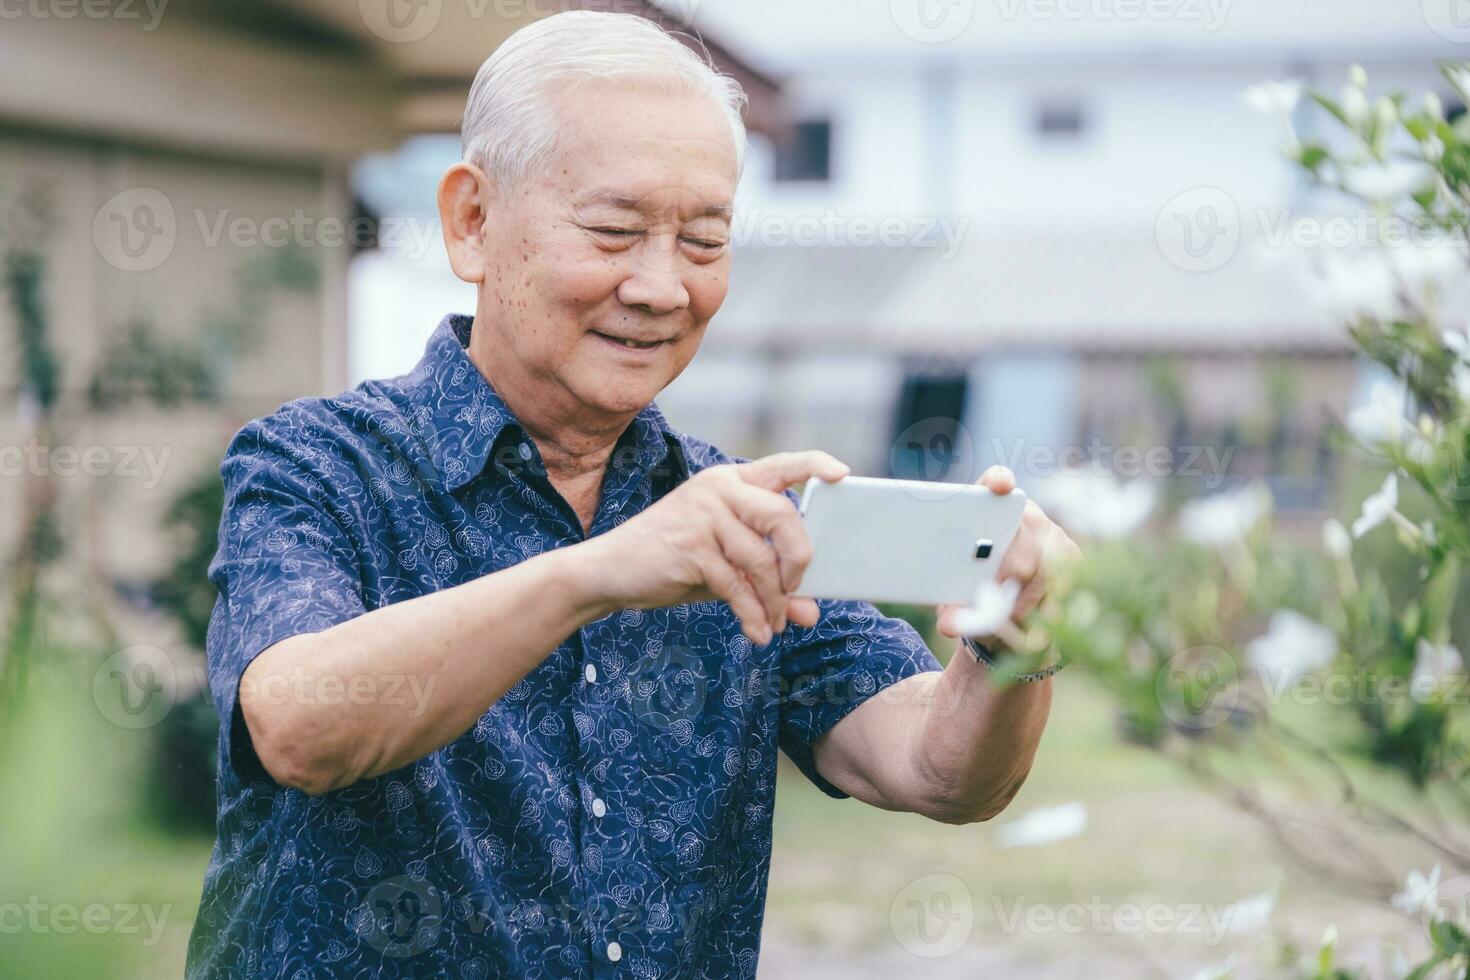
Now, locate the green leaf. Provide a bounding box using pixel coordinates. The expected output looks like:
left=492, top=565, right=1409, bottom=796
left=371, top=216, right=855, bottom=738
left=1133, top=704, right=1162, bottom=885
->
left=1429, top=917, right=1470, bottom=956
left=1309, top=92, right=1352, bottom=128
left=1297, top=142, right=1330, bottom=172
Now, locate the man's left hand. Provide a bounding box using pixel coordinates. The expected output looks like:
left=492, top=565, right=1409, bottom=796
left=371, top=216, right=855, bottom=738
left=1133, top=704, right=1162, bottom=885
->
left=935, top=465, right=1082, bottom=645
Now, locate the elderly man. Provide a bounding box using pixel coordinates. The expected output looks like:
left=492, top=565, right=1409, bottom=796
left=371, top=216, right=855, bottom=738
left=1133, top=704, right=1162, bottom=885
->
left=186, top=10, right=1073, bottom=979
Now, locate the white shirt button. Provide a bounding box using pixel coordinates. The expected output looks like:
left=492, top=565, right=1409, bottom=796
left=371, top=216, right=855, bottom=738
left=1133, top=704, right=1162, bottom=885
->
left=591, top=797, right=607, bottom=818
left=518, top=443, right=533, bottom=460
left=585, top=664, right=597, bottom=684
left=606, top=941, right=622, bottom=962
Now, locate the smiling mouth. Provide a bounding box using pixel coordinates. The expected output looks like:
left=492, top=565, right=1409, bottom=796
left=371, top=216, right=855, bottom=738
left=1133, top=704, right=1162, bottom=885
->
left=593, top=330, right=666, bottom=351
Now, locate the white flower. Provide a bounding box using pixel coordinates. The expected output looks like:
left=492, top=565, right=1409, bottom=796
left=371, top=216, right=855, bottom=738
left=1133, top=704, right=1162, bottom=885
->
left=1412, top=639, right=1464, bottom=689
left=1345, top=161, right=1428, bottom=202
left=1186, top=958, right=1237, bottom=980
left=1444, top=325, right=1470, bottom=359
left=995, top=802, right=1087, bottom=848
left=1424, top=92, right=1444, bottom=120
left=1034, top=469, right=1156, bottom=540
left=1347, top=381, right=1407, bottom=447
left=1391, top=240, right=1469, bottom=292
left=1349, top=63, right=1368, bottom=89
left=951, top=578, right=1020, bottom=638
left=1242, top=80, right=1302, bottom=116
left=1312, top=253, right=1398, bottom=320
left=1321, top=518, right=1352, bottom=559
left=1248, top=610, right=1338, bottom=686
left=1447, top=66, right=1470, bottom=101
left=1352, top=472, right=1399, bottom=539
left=1392, top=865, right=1442, bottom=917
left=1221, top=891, right=1276, bottom=934
left=1178, top=482, right=1272, bottom=548
left=1454, top=363, right=1470, bottom=404
left=1341, top=83, right=1370, bottom=126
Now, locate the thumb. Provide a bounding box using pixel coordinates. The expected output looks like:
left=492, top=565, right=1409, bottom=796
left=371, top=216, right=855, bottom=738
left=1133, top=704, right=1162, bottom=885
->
left=979, top=465, right=1016, bottom=495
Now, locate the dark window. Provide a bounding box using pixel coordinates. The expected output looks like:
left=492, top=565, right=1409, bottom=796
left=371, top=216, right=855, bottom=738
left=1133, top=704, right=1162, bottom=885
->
left=1036, top=101, right=1086, bottom=140
left=889, top=373, right=969, bottom=482
left=774, top=119, right=832, bottom=182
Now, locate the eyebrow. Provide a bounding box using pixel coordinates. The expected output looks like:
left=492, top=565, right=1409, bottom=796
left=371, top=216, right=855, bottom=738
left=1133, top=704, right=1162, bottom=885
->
left=576, top=191, right=733, bottom=219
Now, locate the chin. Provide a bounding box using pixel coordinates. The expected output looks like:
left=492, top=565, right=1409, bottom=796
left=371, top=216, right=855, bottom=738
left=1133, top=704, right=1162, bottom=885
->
left=575, top=375, right=663, bottom=417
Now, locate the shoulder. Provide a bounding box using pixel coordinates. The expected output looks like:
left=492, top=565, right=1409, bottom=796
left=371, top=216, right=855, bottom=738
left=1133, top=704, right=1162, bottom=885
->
left=226, top=378, right=414, bottom=467
left=664, top=425, right=749, bottom=476
left=219, top=379, right=421, bottom=501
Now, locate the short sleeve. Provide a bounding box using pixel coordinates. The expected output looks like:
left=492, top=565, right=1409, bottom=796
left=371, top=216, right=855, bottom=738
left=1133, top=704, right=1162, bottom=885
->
left=776, top=599, right=943, bottom=799
left=205, top=422, right=368, bottom=781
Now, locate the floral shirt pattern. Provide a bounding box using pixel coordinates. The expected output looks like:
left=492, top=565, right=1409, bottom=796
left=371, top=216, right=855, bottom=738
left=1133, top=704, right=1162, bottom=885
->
left=185, top=314, right=941, bottom=979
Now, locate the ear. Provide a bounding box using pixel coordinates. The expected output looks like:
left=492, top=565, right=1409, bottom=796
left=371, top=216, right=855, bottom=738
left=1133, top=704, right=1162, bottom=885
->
left=437, top=162, right=495, bottom=285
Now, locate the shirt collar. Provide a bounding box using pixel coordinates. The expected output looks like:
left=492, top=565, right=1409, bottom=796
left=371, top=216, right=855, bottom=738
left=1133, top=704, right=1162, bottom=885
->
left=402, top=314, right=689, bottom=493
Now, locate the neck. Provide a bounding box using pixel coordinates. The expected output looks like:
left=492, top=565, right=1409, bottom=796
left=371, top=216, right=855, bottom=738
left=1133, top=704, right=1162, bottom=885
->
left=465, top=322, right=633, bottom=487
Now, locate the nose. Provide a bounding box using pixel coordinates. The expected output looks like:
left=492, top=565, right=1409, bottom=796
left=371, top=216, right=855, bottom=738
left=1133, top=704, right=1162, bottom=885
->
left=615, top=238, right=691, bottom=316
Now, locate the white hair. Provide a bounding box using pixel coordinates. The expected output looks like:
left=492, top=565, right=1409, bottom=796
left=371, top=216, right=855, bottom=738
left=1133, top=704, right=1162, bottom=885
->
left=460, top=10, right=749, bottom=190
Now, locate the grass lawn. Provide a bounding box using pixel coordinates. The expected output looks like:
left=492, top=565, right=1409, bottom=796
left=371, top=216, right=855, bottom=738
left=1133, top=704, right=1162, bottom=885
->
left=761, top=677, right=1445, bottom=978
left=7, top=669, right=1448, bottom=979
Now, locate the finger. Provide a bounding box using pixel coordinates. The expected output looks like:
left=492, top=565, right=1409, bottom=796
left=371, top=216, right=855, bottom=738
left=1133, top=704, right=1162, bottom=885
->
left=720, top=481, right=814, bottom=592
left=735, top=450, right=849, bottom=492
left=978, top=465, right=1016, bottom=495
left=786, top=596, right=821, bottom=629
left=710, top=505, right=789, bottom=636
left=936, top=606, right=960, bottom=638
left=698, top=550, right=773, bottom=645
left=1012, top=577, right=1049, bottom=623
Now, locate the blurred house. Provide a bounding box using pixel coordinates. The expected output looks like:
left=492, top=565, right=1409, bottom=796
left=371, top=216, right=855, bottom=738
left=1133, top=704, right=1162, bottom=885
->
left=0, top=0, right=780, bottom=604
left=338, top=3, right=1470, bottom=517
left=647, top=0, right=1470, bottom=513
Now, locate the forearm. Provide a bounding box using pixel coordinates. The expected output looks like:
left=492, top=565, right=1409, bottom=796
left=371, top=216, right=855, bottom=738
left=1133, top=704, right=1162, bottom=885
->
left=815, top=639, right=1052, bottom=823
left=241, top=543, right=615, bottom=794
left=907, top=641, right=1053, bottom=822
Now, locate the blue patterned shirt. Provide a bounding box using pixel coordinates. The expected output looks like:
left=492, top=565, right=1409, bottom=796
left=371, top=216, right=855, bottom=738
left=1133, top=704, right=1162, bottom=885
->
left=186, top=313, right=941, bottom=979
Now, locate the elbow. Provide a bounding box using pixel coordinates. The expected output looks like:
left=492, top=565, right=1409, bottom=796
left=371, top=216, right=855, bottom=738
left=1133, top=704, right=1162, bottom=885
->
left=915, top=772, right=1030, bottom=826
left=241, top=688, right=352, bottom=797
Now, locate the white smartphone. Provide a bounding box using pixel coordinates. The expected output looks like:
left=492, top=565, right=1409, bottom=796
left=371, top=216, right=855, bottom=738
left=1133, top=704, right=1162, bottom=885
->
left=795, top=475, right=1027, bottom=606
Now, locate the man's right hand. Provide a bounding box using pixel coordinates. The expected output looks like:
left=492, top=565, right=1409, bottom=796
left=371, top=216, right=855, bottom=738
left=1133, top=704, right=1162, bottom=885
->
left=576, top=450, right=850, bottom=646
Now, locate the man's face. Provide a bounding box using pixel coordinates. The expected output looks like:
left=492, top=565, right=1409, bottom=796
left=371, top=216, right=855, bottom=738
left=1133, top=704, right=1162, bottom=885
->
left=474, top=82, right=737, bottom=419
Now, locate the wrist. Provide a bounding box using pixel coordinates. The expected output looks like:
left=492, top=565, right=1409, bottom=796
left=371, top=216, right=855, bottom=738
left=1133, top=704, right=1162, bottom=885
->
left=544, top=540, right=622, bottom=625
left=961, top=635, right=1065, bottom=683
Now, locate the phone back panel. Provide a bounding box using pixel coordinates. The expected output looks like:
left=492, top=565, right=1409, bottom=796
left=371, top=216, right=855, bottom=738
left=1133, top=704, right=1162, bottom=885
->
left=796, top=476, right=1027, bottom=606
